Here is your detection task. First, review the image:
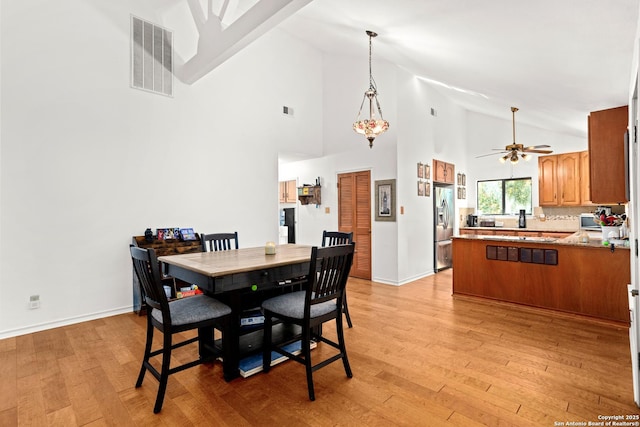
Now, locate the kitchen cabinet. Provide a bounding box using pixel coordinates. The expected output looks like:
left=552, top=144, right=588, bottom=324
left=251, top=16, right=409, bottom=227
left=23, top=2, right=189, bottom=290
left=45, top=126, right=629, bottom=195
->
left=538, top=151, right=587, bottom=206
left=558, top=152, right=581, bottom=206
left=433, top=159, right=455, bottom=184
left=279, top=180, right=297, bottom=203
left=538, top=155, right=558, bottom=205
left=579, top=151, right=592, bottom=205
left=588, top=105, right=628, bottom=204
left=452, top=237, right=630, bottom=323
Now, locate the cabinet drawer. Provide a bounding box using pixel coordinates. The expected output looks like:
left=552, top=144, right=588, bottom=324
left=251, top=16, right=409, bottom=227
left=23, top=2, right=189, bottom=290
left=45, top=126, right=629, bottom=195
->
left=213, top=262, right=309, bottom=293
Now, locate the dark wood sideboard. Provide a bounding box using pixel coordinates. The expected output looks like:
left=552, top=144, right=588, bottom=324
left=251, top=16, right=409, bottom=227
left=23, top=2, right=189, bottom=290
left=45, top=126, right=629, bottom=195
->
left=131, top=234, right=202, bottom=314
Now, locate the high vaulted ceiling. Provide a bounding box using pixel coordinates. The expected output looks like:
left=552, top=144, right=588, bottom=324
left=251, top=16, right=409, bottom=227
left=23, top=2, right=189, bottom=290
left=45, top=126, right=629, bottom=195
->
left=192, top=0, right=639, bottom=137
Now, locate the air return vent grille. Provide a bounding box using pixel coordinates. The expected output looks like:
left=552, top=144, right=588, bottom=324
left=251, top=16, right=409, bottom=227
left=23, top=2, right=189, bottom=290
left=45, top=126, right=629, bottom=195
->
left=131, top=16, right=173, bottom=96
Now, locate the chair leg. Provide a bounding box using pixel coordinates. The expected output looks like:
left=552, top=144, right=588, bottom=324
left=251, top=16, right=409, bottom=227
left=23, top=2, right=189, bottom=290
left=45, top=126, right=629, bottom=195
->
left=220, top=317, right=236, bottom=382
left=303, top=324, right=315, bottom=401
left=336, top=313, right=353, bottom=379
left=136, top=315, right=154, bottom=388
left=153, top=332, right=173, bottom=414
left=262, top=313, right=273, bottom=373
left=343, top=292, right=353, bottom=328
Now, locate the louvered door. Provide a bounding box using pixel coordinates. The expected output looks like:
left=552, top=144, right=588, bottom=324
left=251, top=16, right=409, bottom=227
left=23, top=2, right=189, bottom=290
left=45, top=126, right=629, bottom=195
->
left=338, top=171, right=371, bottom=279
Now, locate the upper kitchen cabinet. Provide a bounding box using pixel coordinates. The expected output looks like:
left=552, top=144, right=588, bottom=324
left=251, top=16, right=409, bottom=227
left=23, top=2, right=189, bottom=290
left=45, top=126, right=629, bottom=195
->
left=579, top=151, right=592, bottom=205
left=433, top=159, right=455, bottom=184
left=538, top=151, right=586, bottom=206
left=279, top=180, right=297, bottom=203
left=588, top=106, right=628, bottom=204
left=538, top=155, right=558, bottom=205
left=557, top=152, right=581, bottom=206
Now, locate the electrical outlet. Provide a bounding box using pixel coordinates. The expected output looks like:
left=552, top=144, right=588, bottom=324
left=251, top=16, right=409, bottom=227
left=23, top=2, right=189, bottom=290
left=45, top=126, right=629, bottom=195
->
left=29, top=295, right=40, bottom=309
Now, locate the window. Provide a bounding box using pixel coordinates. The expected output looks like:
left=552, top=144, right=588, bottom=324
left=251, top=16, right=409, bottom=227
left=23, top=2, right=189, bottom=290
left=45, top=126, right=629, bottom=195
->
left=477, top=178, right=532, bottom=215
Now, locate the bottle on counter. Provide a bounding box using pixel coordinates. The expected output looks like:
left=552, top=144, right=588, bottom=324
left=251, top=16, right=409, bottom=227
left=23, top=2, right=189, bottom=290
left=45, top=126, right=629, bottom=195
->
left=518, top=209, right=526, bottom=228
left=580, top=231, right=590, bottom=244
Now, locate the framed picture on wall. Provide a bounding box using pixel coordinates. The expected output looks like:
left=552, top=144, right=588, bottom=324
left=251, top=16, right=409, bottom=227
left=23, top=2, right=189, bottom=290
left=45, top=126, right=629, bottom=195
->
left=425, top=181, right=431, bottom=197
left=418, top=181, right=424, bottom=196
left=375, top=179, right=396, bottom=222
left=424, top=164, right=430, bottom=180
left=417, top=162, right=424, bottom=179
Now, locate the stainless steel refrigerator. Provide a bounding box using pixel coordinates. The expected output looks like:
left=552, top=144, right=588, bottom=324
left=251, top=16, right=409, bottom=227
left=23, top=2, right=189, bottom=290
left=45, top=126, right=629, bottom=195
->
left=434, top=184, right=454, bottom=271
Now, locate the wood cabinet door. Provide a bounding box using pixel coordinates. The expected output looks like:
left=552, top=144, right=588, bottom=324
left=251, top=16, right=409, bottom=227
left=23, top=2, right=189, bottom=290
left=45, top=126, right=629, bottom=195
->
left=444, top=162, right=455, bottom=183
left=433, top=159, right=455, bottom=183
left=579, top=151, right=592, bottom=205
left=538, top=155, right=558, bottom=206
left=588, top=105, right=628, bottom=204
left=558, top=152, right=581, bottom=206
left=285, top=180, right=297, bottom=203
left=279, top=180, right=297, bottom=203
left=433, top=160, right=446, bottom=182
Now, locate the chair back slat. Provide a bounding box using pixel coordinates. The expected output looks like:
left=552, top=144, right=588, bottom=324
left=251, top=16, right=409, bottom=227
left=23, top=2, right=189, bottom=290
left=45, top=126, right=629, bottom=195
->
left=130, top=245, right=169, bottom=314
left=321, top=231, right=353, bottom=247
left=201, top=232, right=239, bottom=252
left=306, top=244, right=355, bottom=309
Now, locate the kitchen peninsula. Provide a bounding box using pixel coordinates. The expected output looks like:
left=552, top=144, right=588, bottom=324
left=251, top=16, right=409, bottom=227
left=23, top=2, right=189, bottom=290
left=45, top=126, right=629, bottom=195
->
left=452, top=232, right=630, bottom=324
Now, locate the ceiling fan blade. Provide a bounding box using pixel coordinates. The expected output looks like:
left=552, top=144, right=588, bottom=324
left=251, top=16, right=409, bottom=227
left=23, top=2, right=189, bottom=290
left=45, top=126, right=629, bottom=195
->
left=476, top=151, right=508, bottom=158
left=523, top=149, right=553, bottom=154
left=523, top=145, right=551, bottom=150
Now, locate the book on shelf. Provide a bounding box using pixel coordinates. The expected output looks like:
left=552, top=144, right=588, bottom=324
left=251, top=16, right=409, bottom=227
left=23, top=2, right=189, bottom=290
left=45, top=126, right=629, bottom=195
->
left=179, top=227, right=197, bottom=241
left=238, top=340, right=317, bottom=378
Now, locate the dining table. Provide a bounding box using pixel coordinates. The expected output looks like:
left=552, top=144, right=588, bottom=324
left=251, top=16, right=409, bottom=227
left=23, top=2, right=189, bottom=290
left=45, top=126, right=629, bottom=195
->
left=158, top=244, right=313, bottom=380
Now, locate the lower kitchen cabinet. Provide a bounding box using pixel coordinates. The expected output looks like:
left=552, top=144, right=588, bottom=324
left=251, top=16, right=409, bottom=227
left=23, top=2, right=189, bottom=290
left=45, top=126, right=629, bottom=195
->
left=452, top=237, right=630, bottom=323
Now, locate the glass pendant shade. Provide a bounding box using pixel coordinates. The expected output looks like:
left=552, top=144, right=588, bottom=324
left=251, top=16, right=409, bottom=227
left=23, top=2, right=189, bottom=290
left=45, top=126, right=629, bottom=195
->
left=353, top=31, right=389, bottom=148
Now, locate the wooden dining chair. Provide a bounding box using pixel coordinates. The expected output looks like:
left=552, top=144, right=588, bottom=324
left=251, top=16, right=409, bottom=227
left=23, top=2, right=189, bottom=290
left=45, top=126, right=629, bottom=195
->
left=201, top=232, right=239, bottom=252
left=321, top=230, right=354, bottom=328
left=130, top=245, right=232, bottom=413
left=261, top=243, right=355, bottom=401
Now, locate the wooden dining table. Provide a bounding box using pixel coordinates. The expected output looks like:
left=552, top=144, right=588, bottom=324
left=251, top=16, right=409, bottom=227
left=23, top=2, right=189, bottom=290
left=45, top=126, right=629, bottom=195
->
left=158, top=244, right=313, bottom=380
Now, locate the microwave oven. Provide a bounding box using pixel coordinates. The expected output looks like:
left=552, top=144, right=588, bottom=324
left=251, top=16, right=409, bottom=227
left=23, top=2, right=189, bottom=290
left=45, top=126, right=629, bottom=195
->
left=579, top=213, right=601, bottom=231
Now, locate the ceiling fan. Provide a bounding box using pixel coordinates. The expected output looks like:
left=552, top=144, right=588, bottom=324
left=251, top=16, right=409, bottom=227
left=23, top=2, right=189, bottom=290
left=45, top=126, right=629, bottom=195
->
left=476, top=107, right=553, bottom=164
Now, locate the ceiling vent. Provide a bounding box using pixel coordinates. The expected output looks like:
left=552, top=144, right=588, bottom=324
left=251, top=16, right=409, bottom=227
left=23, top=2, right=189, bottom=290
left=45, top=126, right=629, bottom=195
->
left=131, top=15, right=173, bottom=97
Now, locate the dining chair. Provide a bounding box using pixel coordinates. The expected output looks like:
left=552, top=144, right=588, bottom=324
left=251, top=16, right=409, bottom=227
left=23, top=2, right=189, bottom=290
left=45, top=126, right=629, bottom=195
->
left=321, top=230, right=354, bottom=328
left=130, top=245, right=232, bottom=413
left=261, top=243, right=355, bottom=401
left=201, top=232, right=239, bottom=252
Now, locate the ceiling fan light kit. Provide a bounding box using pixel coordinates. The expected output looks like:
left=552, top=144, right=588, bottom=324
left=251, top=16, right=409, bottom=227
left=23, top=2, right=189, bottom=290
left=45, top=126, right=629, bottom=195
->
left=476, top=107, right=553, bottom=164
left=353, top=30, right=389, bottom=148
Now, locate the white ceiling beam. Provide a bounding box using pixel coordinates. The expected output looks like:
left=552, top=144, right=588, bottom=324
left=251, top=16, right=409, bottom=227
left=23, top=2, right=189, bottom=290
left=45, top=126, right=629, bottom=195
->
left=179, top=0, right=313, bottom=84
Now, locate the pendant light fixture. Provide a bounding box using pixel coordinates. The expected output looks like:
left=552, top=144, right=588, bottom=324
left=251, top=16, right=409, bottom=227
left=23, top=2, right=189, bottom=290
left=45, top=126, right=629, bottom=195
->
left=353, top=30, right=389, bottom=148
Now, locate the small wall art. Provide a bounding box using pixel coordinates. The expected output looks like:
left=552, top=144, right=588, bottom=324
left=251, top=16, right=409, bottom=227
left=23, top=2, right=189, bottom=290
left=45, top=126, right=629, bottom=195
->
left=375, top=179, right=396, bottom=222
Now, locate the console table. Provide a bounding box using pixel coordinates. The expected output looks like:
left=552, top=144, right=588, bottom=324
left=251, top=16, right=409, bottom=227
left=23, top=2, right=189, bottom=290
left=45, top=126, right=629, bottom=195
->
left=131, top=234, right=202, bottom=314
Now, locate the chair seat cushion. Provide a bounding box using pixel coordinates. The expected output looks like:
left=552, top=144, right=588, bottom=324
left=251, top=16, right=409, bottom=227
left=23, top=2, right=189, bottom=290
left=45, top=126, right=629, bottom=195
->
left=262, top=291, right=336, bottom=320
left=152, top=294, right=231, bottom=326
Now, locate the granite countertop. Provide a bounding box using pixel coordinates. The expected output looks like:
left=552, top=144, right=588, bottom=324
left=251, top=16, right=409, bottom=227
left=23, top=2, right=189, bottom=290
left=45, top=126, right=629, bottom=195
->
left=454, top=231, right=630, bottom=249
left=459, top=226, right=576, bottom=233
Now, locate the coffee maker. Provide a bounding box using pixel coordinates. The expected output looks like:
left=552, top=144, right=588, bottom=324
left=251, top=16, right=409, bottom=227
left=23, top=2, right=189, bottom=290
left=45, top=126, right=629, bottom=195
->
left=466, top=214, right=478, bottom=227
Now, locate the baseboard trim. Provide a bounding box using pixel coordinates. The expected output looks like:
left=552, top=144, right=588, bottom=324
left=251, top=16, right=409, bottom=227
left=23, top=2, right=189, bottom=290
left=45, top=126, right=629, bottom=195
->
left=373, top=270, right=436, bottom=286
left=0, top=306, right=133, bottom=340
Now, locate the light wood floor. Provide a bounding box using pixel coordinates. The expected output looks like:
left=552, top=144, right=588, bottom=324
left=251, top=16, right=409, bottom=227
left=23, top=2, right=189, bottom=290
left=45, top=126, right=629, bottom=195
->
left=1, top=269, right=639, bottom=426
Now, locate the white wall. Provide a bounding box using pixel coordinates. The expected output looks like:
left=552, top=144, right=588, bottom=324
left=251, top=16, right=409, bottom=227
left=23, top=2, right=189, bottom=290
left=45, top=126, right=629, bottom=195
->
left=0, top=0, right=323, bottom=338
left=396, top=72, right=468, bottom=283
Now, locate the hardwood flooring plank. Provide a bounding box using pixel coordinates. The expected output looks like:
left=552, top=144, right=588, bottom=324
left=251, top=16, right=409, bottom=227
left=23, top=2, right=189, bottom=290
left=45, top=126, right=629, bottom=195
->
left=0, top=347, right=17, bottom=412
